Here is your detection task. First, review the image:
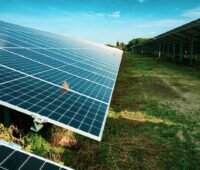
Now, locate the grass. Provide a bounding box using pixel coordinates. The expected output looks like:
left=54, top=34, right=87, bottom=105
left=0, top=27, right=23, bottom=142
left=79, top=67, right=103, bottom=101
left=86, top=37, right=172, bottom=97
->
left=1, top=52, right=200, bottom=169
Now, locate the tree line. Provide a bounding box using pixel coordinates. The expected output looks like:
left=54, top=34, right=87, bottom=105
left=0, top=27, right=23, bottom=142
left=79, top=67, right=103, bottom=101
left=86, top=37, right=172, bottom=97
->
left=106, top=38, right=150, bottom=51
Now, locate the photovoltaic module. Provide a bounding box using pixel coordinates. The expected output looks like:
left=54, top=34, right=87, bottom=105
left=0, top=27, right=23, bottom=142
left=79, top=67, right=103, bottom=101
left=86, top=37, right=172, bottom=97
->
left=0, top=140, right=72, bottom=170
left=0, top=21, right=123, bottom=141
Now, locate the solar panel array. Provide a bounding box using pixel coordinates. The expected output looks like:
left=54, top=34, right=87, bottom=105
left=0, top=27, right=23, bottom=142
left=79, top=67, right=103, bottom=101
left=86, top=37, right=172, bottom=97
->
left=0, top=21, right=122, bottom=141
left=0, top=143, right=72, bottom=170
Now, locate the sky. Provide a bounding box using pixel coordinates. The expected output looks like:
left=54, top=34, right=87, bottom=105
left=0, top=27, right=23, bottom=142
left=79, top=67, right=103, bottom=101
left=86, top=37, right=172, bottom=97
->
left=0, top=0, right=200, bottom=45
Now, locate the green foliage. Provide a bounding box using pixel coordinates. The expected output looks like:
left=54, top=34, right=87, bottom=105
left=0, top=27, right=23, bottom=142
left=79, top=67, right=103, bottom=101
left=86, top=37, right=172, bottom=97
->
left=25, top=133, right=50, bottom=157
left=105, top=44, right=115, bottom=48
left=112, top=38, right=151, bottom=51
left=126, top=38, right=150, bottom=50
left=107, top=38, right=151, bottom=51
left=62, top=149, right=73, bottom=165
left=116, top=41, right=127, bottom=50
left=116, top=41, right=120, bottom=47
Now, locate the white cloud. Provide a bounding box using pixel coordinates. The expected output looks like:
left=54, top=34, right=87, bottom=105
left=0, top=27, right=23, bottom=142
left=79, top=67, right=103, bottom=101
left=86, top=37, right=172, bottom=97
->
left=93, top=11, right=120, bottom=18
left=109, top=11, right=121, bottom=18
left=182, top=7, right=200, bottom=18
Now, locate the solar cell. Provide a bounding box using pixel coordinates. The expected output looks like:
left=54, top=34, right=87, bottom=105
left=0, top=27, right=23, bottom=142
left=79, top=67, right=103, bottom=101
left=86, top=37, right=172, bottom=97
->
left=0, top=142, right=72, bottom=170
left=0, top=20, right=122, bottom=141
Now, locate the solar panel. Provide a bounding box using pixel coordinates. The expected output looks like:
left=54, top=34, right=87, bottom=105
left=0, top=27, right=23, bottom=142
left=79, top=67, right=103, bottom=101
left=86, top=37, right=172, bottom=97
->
left=0, top=20, right=123, bottom=141
left=0, top=141, right=72, bottom=170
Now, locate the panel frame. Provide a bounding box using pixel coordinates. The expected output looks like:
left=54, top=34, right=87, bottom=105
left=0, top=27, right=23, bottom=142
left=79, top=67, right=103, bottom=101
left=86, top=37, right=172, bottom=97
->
left=0, top=20, right=123, bottom=141
left=0, top=141, right=73, bottom=170
left=98, top=54, right=122, bottom=140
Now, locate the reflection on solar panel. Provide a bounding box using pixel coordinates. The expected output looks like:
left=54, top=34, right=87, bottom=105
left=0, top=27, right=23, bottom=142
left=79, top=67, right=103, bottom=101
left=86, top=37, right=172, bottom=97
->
left=0, top=143, right=72, bottom=170
left=0, top=20, right=123, bottom=141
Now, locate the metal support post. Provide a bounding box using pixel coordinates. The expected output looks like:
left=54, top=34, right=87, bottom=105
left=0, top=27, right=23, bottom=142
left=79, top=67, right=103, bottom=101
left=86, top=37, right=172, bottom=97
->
left=189, top=37, right=194, bottom=65
left=167, top=43, right=170, bottom=59
left=158, top=42, right=161, bottom=58
left=172, top=41, right=176, bottom=63
left=179, top=40, right=183, bottom=64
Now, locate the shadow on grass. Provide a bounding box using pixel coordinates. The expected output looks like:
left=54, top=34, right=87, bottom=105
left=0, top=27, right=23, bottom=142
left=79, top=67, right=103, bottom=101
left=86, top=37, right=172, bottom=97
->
left=1, top=110, right=199, bottom=169
left=111, top=52, right=199, bottom=124
left=130, top=53, right=200, bottom=79
left=111, top=53, right=181, bottom=113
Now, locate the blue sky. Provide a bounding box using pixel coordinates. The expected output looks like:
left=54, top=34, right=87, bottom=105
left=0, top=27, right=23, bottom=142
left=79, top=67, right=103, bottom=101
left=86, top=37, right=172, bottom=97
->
left=0, top=0, right=200, bottom=45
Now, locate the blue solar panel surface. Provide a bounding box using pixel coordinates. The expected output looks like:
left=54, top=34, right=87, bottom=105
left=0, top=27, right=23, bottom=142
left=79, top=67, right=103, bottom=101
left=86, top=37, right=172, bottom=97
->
left=0, top=21, right=122, bottom=141
left=0, top=143, right=71, bottom=170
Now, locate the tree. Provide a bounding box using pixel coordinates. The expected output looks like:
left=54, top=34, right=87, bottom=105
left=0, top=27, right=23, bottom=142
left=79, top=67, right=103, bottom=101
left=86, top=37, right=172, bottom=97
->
left=106, top=44, right=115, bottom=48
left=115, top=41, right=127, bottom=51
left=126, top=38, right=150, bottom=51
left=116, top=41, right=120, bottom=47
